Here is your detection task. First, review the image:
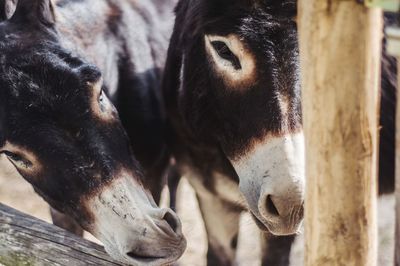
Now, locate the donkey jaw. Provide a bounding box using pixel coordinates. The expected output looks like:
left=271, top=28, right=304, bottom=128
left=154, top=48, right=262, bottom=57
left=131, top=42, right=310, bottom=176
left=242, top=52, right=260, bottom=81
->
left=83, top=171, right=186, bottom=265
left=232, top=132, right=306, bottom=235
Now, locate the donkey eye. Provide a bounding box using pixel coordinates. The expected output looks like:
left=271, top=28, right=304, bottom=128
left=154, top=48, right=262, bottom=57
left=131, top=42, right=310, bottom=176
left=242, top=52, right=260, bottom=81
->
left=2, top=151, right=32, bottom=168
left=99, top=89, right=104, bottom=103
left=211, top=41, right=242, bottom=70
left=98, top=88, right=109, bottom=112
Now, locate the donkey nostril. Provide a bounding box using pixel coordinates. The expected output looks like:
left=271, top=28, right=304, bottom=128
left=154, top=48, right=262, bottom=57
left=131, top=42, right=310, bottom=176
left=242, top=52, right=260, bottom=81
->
left=126, top=251, right=164, bottom=260
left=266, top=195, right=280, bottom=216
left=162, top=211, right=178, bottom=233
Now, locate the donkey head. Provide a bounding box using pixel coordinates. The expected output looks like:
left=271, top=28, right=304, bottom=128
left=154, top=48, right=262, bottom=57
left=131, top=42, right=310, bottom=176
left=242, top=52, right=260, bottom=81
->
left=171, top=0, right=303, bottom=235
left=0, top=0, right=186, bottom=264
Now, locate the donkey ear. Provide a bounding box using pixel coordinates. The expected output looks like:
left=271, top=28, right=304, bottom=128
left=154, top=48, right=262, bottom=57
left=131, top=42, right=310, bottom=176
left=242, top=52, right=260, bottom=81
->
left=0, top=0, right=17, bottom=20
left=36, top=0, right=55, bottom=25
left=12, top=0, right=55, bottom=26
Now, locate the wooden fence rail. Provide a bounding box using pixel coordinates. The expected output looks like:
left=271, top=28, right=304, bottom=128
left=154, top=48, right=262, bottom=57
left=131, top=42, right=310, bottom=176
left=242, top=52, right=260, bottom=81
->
left=0, top=203, right=123, bottom=266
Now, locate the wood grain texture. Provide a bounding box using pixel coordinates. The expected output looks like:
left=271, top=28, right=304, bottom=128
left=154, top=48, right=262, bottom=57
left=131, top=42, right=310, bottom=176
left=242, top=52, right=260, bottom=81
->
left=299, top=1, right=382, bottom=265
left=0, top=203, right=123, bottom=266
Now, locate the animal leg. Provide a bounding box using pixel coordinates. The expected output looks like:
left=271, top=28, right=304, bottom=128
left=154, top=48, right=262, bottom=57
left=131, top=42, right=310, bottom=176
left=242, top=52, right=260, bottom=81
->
left=196, top=194, right=241, bottom=266
left=167, top=165, right=181, bottom=211
left=50, top=207, right=83, bottom=236
left=260, top=232, right=296, bottom=266
left=143, top=164, right=168, bottom=204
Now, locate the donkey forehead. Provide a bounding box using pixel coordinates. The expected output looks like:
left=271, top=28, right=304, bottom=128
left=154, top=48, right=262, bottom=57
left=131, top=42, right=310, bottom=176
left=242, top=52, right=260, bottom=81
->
left=1, top=51, right=100, bottom=101
left=260, top=0, right=297, bottom=12
left=202, top=0, right=296, bottom=18
left=244, top=0, right=297, bottom=15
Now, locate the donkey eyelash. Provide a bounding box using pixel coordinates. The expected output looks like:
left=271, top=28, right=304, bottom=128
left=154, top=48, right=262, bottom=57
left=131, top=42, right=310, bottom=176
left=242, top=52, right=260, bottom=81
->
left=211, top=41, right=242, bottom=70
left=2, top=151, right=33, bottom=168
left=3, top=151, right=22, bottom=161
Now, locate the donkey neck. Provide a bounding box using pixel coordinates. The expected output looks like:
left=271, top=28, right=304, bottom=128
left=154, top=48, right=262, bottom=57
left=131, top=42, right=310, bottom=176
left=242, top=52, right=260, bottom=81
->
left=53, top=0, right=170, bottom=98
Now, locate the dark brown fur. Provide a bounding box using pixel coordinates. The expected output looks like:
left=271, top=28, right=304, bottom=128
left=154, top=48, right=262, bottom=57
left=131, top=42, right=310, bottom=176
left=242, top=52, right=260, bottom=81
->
left=163, top=1, right=396, bottom=265
left=0, top=0, right=176, bottom=244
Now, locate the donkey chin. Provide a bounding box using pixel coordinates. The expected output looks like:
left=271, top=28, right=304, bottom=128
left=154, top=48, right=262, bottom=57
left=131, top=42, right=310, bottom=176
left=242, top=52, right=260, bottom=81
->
left=82, top=171, right=187, bottom=266
left=232, top=132, right=305, bottom=236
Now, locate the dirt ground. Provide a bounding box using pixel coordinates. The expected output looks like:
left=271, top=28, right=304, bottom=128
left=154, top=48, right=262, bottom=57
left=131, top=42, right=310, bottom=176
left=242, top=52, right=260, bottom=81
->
left=0, top=157, right=395, bottom=266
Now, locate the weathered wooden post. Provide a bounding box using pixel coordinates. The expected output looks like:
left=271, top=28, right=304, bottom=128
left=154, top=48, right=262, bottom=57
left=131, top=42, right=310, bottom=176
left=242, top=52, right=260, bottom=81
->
left=299, top=1, right=382, bottom=265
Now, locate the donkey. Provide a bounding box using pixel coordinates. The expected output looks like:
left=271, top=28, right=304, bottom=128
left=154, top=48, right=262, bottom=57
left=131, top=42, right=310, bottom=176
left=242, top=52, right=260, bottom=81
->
left=0, top=0, right=185, bottom=265
left=163, top=0, right=397, bottom=265
left=163, top=0, right=303, bottom=265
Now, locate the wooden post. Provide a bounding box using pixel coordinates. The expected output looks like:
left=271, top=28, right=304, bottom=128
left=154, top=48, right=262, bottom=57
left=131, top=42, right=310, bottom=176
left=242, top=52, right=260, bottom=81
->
left=0, top=204, right=123, bottom=266
left=299, top=1, right=382, bottom=266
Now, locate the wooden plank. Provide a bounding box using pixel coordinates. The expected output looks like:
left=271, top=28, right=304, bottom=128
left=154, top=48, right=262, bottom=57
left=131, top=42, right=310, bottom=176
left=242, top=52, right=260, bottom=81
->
left=298, top=1, right=382, bottom=266
left=0, top=203, right=123, bottom=266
